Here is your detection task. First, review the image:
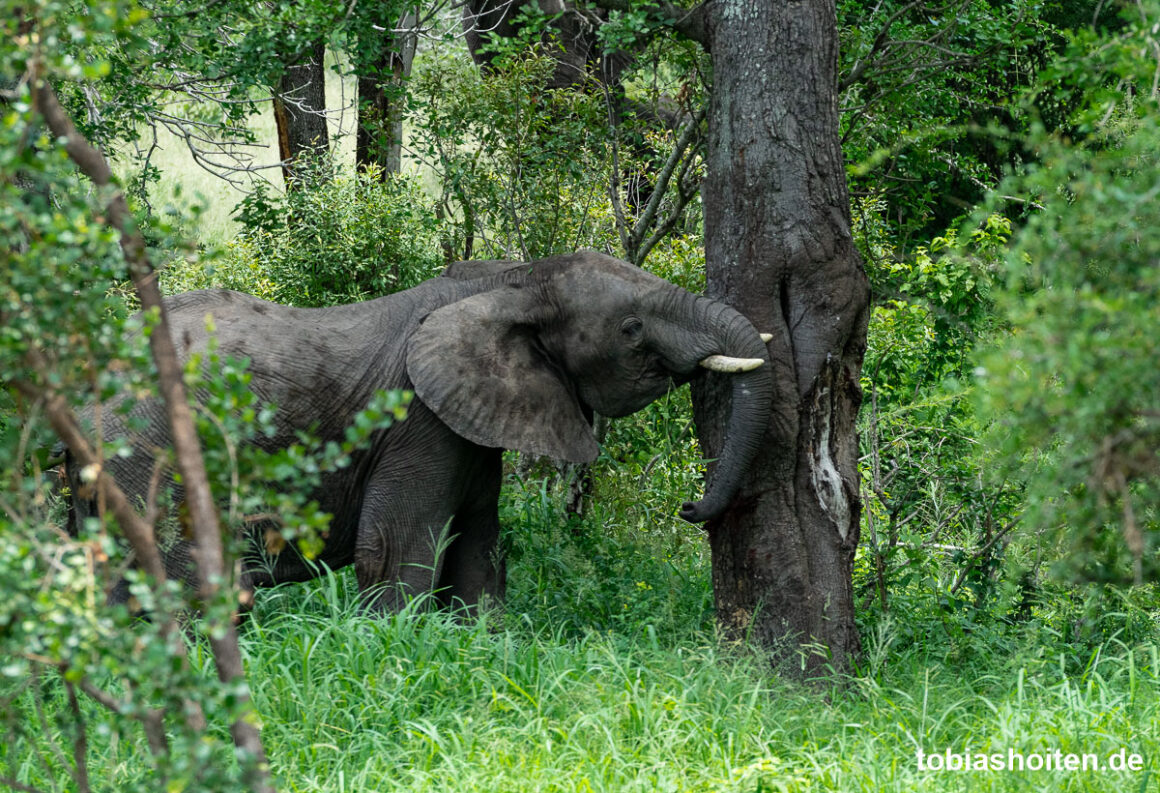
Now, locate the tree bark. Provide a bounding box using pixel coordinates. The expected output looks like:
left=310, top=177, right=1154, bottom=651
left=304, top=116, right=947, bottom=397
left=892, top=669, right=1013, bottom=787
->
left=691, top=0, right=870, bottom=675
left=31, top=73, right=275, bottom=792
left=356, top=14, right=417, bottom=176
left=274, top=40, right=329, bottom=188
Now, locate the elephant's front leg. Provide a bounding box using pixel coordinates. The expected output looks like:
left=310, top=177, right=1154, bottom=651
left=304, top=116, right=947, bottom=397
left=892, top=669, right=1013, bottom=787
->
left=353, top=417, right=497, bottom=612
left=436, top=447, right=505, bottom=610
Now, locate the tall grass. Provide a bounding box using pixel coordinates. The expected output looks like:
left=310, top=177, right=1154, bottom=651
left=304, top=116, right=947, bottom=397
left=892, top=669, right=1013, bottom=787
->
left=244, top=572, right=1160, bottom=792
left=7, top=462, right=1155, bottom=792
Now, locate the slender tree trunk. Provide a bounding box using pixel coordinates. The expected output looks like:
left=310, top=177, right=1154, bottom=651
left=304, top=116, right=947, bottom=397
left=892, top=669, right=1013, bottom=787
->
left=273, top=40, right=329, bottom=188
left=32, top=75, right=275, bottom=792
left=691, top=0, right=870, bottom=675
left=356, top=15, right=417, bottom=176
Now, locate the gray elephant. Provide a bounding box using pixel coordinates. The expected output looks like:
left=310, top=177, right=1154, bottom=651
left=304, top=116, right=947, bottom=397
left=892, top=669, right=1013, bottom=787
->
left=67, top=251, right=772, bottom=610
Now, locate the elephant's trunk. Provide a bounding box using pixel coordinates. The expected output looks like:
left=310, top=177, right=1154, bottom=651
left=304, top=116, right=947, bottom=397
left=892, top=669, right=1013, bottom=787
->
left=675, top=294, right=773, bottom=524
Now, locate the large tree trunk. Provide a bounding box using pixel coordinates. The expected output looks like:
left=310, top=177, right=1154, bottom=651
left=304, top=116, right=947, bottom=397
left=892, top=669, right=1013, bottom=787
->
left=692, top=0, right=870, bottom=675
left=273, top=40, right=329, bottom=188
left=356, top=13, right=417, bottom=177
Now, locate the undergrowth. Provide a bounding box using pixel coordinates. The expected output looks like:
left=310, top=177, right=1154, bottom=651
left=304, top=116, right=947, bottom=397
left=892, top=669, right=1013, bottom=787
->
left=9, top=455, right=1158, bottom=793
left=239, top=544, right=1160, bottom=793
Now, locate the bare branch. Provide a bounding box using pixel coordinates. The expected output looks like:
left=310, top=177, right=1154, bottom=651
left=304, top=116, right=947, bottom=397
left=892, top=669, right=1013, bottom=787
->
left=609, top=104, right=705, bottom=265
left=630, top=108, right=705, bottom=252
left=634, top=149, right=699, bottom=264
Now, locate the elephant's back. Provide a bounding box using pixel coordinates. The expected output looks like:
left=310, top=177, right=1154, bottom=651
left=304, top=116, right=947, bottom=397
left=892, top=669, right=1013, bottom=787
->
left=162, top=289, right=402, bottom=362
left=158, top=287, right=445, bottom=435
left=164, top=289, right=335, bottom=353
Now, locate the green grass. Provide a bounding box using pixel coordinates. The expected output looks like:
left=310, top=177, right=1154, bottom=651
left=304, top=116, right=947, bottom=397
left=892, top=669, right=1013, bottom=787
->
left=4, top=464, right=1158, bottom=793
left=232, top=577, right=1160, bottom=793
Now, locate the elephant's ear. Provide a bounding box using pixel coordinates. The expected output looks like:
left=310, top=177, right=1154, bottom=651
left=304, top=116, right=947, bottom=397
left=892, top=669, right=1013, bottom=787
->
left=405, top=287, right=600, bottom=463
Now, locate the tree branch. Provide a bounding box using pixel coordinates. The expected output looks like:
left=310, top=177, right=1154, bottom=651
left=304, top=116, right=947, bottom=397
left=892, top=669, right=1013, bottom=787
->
left=588, top=0, right=708, bottom=49
left=29, top=67, right=274, bottom=793
left=627, top=107, right=704, bottom=264
left=63, top=681, right=92, bottom=793
left=11, top=366, right=210, bottom=738
left=77, top=678, right=171, bottom=758
left=840, top=0, right=931, bottom=92
left=11, top=367, right=166, bottom=582
left=0, top=777, right=52, bottom=793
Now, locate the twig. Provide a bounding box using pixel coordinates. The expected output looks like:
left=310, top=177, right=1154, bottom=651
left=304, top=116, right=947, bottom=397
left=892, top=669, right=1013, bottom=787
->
left=0, top=777, right=53, bottom=793
left=63, top=681, right=92, bottom=793
left=74, top=677, right=172, bottom=760
left=949, top=518, right=1020, bottom=595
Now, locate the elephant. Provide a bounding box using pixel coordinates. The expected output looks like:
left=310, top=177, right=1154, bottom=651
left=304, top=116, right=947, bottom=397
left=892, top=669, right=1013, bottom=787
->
left=65, top=250, right=773, bottom=611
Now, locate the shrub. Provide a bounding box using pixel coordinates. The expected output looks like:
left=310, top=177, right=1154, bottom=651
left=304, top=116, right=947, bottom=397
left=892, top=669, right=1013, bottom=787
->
left=165, top=161, right=445, bottom=306
left=409, top=39, right=619, bottom=261
left=976, top=4, right=1160, bottom=585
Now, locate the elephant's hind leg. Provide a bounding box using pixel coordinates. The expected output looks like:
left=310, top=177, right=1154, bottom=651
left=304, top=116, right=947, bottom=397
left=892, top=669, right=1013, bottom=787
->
left=354, top=508, right=455, bottom=613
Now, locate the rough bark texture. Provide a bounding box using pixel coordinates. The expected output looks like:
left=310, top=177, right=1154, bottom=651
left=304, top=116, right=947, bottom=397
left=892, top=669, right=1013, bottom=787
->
left=274, top=40, right=329, bottom=187
left=356, top=17, right=416, bottom=176
left=32, top=74, right=274, bottom=791
left=691, top=0, right=870, bottom=675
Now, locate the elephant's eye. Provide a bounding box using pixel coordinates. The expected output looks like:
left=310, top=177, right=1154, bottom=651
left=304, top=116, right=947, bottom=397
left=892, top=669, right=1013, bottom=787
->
left=620, top=317, right=644, bottom=342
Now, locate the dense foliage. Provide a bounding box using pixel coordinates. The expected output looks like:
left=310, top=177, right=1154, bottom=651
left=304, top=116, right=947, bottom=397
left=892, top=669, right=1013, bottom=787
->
left=165, top=161, right=444, bottom=305
left=409, top=41, right=620, bottom=261
left=977, top=12, right=1160, bottom=585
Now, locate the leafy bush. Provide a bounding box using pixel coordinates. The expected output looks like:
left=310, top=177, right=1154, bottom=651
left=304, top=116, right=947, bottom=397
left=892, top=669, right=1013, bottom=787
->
left=408, top=36, right=619, bottom=261
left=972, top=2, right=1160, bottom=585
left=853, top=199, right=1025, bottom=637
left=641, top=234, right=707, bottom=293
left=838, top=0, right=1070, bottom=243
left=165, top=161, right=445, bottom=306
left=977, top=125, right=1160, bottom=584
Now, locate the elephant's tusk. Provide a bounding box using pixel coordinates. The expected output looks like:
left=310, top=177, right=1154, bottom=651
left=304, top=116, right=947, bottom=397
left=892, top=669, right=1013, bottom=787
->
left=700, top=354, right=765, bottom=373
left=759, top=333, right=773, bottom=343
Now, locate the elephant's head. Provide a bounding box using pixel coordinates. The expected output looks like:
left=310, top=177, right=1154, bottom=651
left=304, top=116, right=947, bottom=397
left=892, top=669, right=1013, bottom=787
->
left=408, top=251, right=772, bottom=523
